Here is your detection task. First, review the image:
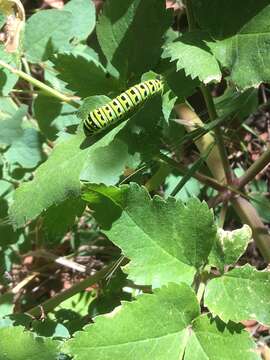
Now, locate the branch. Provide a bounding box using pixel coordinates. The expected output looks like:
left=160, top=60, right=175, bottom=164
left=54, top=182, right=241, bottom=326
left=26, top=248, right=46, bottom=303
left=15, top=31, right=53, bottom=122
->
left=231, top=196, right=270, bottom=261
left=238, top=146, right=270, bottom=188
left=27, top=262, right=115, bottom=318
left=0, top=60, right=80, bottom=108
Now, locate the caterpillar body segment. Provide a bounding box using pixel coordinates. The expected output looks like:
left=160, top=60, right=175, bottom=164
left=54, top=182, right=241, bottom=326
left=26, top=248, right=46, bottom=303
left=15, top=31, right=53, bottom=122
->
left=82, top=78, right=164, bottom=135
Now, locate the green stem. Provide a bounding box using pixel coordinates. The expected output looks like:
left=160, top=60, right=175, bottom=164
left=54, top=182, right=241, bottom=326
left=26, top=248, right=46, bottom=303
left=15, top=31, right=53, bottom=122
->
left=238, top=146, right=270, bottom=188
left=27, top=263, right=115, bottom=318
left=0, top=60, right=80, bottom=108
left=184, top=0, right=196, bottom=31
left=158, top=153, right=226, bottom=192
left=200, top=84, right=233, bottom=184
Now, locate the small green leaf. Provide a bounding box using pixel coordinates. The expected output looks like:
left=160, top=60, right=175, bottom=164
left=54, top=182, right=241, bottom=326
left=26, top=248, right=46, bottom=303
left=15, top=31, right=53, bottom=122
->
left=63, top=283, right=200, bottom=360
left=34, top=95, right=79, bottom=140
left=164, top=32, right=221, bottom=83
left=250, top=193, right=270, bottom=223
left=209, top=225, right=252, bottom=270
left=185, top=315, right=260, bottom=360
left=0, top=293, right=14, bottom=317
left=0, top=46, right=18, bottom=96
left=43, top=197, right=86, bottom=237
left=82, top=183, right=127, bottom=229
left=64, top=0, right=96, bottom=41
left=205, top=264, right=270, bottom=325
left=24, top=9, right=73, bottom=62
left=0, top=106, right=25, bottom=147
left=5, top=128, right=44, bottom=169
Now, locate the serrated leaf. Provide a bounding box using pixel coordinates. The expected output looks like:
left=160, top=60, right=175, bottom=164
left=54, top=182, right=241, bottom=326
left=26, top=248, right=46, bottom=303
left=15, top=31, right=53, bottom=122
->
left=64, top=0, right=96, bottom=41
left=24, top=9, right=73, bottom=62
left=0, top=326, right=59, bottom=360
left=96, top=0, right=172, bottom=79
left=193, top=1, right=270, bottom=88
left=209, top=225, right=252, bottom=270
left=52, top=53, right=119, bottom=97
left=184, top=314, right=260, bottom=360
left=63, top=283, right=200, bottom=360
left=164, top=32, right=221, bottom=84
left=83, top=183, right=217, bottom=287
left=205, top=264, right=270, bottom=326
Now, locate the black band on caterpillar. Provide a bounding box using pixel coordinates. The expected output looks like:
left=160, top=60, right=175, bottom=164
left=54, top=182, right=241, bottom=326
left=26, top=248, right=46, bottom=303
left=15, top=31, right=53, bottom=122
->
left=82, top=78, right=164, bottom=135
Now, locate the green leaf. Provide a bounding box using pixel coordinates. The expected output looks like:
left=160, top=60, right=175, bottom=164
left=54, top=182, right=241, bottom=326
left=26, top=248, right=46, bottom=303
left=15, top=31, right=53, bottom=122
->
left=96, top=0, right=172, bottom=79
left=0, top=47, right=18, bottom=96
left=0, top=293, right=14, bottom=317
left=250, top=193, right=270, bottom=223
left=164, top=175, right=202, bottom=202
left=43, top=197, right=86, bottom=237
left=0, top=326, right=59, bottom=360
left=164, top=32, right=221, bottom=83
left=215, top=87, right=258, bottom=119
left=195, top=1, right=270, bottom=88
left=184, top=315, right=260, bottom=360
left=9, top=114, right=135, bottom=228
left=0, top=106, right=25, bottom=146
left=209, top=225, right=252, bottom=271
left=204, top=264, right=270, bottom=326
left=5, top=128, right=44, bottom=169
left=193, top=0, right=270, bottom=39
left=34, top=95, right=79, bottom=140
left=0, top=12, right=5, bottom=28
left=82, top=184, right=127, bottom=229
left=0, top=105, right=44, bottom=168
left=24, top=9, right=73, bottom=62
left=63, top=283, right=200, bottom=360
left=52, top=53, right=119, bottom=97
left=64, top=0, right=96, bottom=41
left=83, top=183, right=217, bottom=287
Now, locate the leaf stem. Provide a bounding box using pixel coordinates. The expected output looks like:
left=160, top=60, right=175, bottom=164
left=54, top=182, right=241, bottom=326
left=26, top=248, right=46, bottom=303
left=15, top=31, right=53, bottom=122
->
left=238, top=146, right=270, bottom=188
left=26, top=262, right=115, bottom=318
left=184, top=0, right=196, bottom=32
left=158, top=153, right=226, bottom=192
left=0, top=60, right=80, bottom=108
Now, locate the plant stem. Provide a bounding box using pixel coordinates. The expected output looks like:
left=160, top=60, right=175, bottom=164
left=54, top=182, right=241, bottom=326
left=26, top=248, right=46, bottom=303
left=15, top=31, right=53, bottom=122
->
left=231, top=196, right=270, bottom=261
left=238, top=146, right=270, bottom=188
left=200, top=84, right=233, bottom=184
left=158, top=153, right=226, bottom=192
left=184, top=0, right=196, bottom=31
left=27, top=262, right=115, bottom=318
left=0, top=60, right=80, bottom=108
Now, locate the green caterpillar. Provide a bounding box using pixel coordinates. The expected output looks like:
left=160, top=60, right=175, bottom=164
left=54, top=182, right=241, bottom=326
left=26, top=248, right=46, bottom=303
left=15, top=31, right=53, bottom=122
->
left=81, top=78, right=164, bottom=135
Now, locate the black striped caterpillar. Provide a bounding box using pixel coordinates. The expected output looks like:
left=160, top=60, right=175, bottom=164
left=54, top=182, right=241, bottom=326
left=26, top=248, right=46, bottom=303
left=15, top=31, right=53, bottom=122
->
left=80, top=78, right=164, bottom=135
